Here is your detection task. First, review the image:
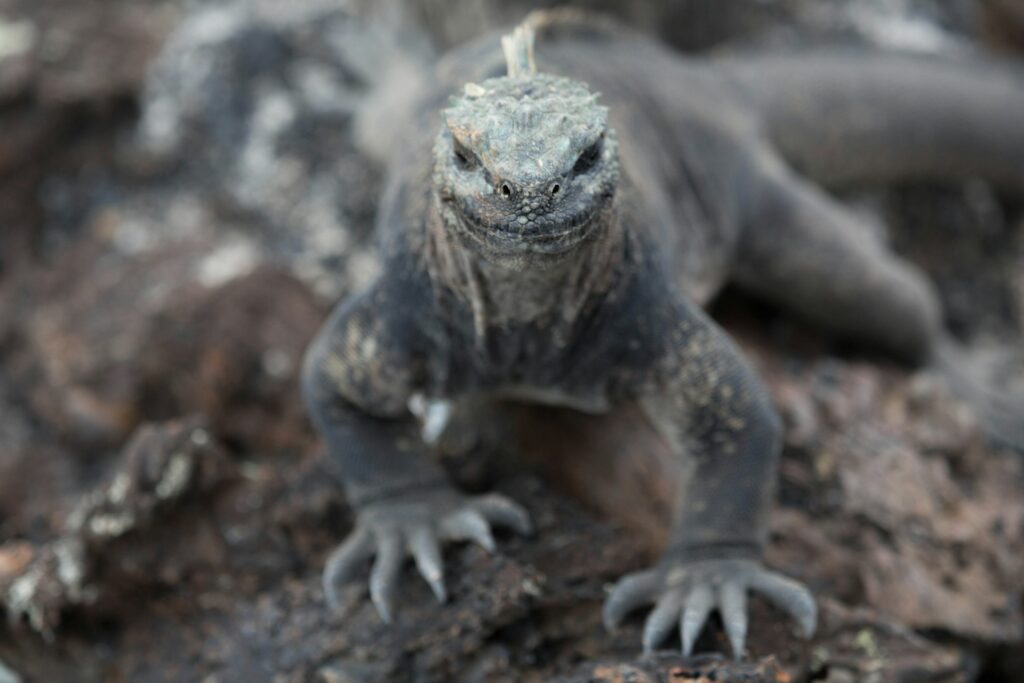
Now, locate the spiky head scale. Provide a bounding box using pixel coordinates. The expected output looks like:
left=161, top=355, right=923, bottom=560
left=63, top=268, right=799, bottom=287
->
left=442, top=74, right=609, bottom=185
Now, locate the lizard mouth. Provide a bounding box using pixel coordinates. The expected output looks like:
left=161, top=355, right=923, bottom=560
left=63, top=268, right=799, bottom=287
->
left=450, top=193, right=611, bottom=255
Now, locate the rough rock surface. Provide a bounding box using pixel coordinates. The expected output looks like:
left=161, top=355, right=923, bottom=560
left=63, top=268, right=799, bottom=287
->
left=0, top=1, right=1021, bottom=682
left=131, top=0, right=397, bottom=301
left=1, top=418, right=236, bottom=636
left=0, top=0, right=179, bottom=281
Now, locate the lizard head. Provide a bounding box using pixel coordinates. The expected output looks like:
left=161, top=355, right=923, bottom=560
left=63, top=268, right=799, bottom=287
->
left=434, top=70, right=620, bottom=265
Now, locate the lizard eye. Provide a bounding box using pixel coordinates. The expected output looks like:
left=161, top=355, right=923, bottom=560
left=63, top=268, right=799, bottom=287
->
left=572, top=137, right=603, bottom=176
left=453, top=139, right=478, bottom=171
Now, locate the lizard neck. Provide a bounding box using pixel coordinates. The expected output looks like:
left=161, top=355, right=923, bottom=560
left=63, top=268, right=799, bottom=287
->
left=424, top=194, right=627, bottom=344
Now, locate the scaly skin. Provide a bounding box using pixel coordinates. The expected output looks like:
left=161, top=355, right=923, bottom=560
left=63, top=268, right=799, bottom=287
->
left=303, top=10, right=1024, bottom=656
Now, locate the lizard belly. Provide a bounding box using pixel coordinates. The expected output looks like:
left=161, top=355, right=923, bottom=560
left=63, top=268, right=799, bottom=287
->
left=491, top=383, right=612, bottom=414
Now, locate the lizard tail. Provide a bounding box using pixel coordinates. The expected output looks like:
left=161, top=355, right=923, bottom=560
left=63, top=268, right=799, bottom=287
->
left=723, top=52, right=1024, bottom=193
left=934, top=338, right=1024, bottom=454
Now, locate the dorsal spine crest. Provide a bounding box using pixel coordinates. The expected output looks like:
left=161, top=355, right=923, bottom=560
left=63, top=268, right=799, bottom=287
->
left=501, top=23, right=536, bottom=79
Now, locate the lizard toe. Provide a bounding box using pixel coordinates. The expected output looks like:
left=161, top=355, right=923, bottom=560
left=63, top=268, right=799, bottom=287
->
left=408, top=525, right=447, bottom=603
left=603, top=570, right=659, bottom=631
left=323, top=527, right=374, bottom=610
left=440, top=508, right=497, bottom=552
left=469, top=493, right=534, bottom=536
left=719, top=581, right=749, bottom=658
left=369, top=532, right=404, bottom=623
left=642, top=590, right=683, bottom=654
left=749, top=570, right=817, bottom=638
left=680, top=585, right=714, bottom=656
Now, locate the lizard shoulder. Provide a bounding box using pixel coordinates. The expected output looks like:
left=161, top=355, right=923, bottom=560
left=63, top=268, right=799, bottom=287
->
left=304, top=256, right=436, bottom=417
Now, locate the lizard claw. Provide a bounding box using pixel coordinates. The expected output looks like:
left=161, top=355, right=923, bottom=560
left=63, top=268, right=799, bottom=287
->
left=369, top=533, right=403, bottom=622
left=322, top=490, right=532, bottom=622
left=604, top=558, right=816, bottom=658
left=408, top=525, right=446, bottom=602
left=323, top=526, right=374, bottom=610
left=468, top=492, right=534, bottom=536
left=603, top=569, right=659, bottom=632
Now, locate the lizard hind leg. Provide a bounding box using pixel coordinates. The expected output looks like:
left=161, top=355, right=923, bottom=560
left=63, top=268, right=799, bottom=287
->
left=734, top=152, right=943, bottom=364
left=736, top=152, right=1024, bottom=451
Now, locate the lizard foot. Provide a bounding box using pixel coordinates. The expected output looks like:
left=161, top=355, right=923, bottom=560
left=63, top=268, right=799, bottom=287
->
left=323, top=489, right=532, bottom=622
left=603, top=558, right=816, bottom=657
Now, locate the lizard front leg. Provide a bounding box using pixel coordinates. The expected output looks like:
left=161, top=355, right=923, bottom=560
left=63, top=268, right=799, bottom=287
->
left=302, top=294, right=531, bottom=622
left=603, top=300, right=815, bottom=656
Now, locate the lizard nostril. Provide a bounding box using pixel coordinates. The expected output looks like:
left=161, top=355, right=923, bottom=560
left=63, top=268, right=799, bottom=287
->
left=500, top=182, right=513, bottom=198
left=550, top=182, right=561, bottom=197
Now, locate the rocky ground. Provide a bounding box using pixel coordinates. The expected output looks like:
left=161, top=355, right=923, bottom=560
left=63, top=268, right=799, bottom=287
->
left=0, top=1, right=1022, bottom=681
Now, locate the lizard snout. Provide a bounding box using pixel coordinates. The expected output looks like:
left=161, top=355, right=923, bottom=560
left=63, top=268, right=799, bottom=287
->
left=494, top=176, right=567, bottom=213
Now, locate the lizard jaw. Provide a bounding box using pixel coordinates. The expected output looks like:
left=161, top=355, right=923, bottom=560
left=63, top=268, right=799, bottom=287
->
left=444, top=192, right=613, bottom=257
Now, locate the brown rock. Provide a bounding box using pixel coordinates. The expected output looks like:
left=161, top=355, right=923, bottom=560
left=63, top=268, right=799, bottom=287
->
left=6, top=218, right=324, bottom=453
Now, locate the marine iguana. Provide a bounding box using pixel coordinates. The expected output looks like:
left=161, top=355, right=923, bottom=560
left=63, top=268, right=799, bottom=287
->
left=302, top=11, right=1024, bottom=656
